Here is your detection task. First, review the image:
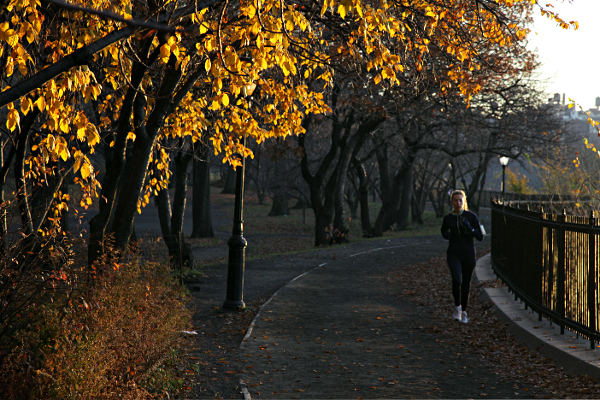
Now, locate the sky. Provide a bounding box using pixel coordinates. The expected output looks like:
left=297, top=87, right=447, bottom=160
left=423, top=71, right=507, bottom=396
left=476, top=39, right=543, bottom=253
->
left=527, top=0, right=600, bottom=110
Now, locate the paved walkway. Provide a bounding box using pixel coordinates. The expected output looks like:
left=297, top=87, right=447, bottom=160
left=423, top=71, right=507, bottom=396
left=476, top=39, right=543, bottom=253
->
left=230, top=237, right=600, bottom=399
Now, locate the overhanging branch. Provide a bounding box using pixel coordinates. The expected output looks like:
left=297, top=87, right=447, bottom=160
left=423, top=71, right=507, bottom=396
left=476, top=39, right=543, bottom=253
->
left=0, top=27, right=133, bottom=108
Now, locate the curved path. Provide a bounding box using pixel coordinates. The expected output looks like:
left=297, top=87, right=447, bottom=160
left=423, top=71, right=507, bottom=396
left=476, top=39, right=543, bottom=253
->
left=235, top=237, right=549, bottom=399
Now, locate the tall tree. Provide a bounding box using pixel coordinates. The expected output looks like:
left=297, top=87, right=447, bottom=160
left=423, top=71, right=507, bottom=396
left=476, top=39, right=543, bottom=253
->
left=0, top=0, right=575, bottom=259
left=191, top=140, right=215, bottom=238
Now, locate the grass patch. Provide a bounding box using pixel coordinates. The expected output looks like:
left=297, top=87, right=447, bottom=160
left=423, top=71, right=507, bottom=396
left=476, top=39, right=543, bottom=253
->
left=186, top=236, right=226, bottom=249
left=191, top=193, right=444, bottom=268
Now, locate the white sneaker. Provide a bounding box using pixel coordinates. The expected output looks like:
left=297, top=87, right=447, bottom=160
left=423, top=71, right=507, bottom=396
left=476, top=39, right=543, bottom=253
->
left=453, top=306, right=462, bottom=321
left=460, top=311, right=469, bottom=323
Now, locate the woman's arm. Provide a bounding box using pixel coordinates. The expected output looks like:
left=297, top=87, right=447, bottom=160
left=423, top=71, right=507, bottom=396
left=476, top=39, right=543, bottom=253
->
left=460, top=213, right=484, bottom=241
left=470, top=214, right=484, bottom=241
left=441, top=216, right=451, bottom=240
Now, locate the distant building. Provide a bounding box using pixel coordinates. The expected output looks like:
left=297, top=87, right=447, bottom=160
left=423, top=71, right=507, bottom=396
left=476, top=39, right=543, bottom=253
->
left=548, top=93, right=600, bottom=136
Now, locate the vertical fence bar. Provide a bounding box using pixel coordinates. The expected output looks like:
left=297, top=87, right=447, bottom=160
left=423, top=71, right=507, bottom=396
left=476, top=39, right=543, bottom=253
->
left=547, top=210, right=555, bottom=319
left=589, top=210, right=597, bottom=349
left=538, top=207, right=544, bottom=321
left=558, top=209, right=566, bottom=335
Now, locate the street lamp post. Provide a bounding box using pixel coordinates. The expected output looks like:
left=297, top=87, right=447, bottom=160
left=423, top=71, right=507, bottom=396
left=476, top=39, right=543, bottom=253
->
left=223, top=140, right=247, bottom=311
left=222, top=83, right=256, bottom=312
left=499, top=156, right=510, bottom=199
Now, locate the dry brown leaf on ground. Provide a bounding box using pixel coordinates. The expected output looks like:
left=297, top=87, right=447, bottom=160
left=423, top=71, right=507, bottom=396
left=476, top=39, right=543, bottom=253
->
left=392, top=253, right=600, bottom=399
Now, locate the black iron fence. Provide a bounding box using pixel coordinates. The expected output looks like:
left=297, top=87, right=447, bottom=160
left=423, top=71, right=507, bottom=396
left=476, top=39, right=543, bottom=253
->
left=479, top=191, right=592, bottom=210
left=491, top=201, right=599, bottom=349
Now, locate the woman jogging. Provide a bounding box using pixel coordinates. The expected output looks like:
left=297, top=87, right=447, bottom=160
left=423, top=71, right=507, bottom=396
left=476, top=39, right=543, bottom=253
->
left=440, top=190, right=484, bottom=323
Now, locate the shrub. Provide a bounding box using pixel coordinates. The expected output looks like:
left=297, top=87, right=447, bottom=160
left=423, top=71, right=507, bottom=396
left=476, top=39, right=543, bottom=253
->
left=506, top=168, right=536, bottom=195
left=0, top=239, right=191, bottom=400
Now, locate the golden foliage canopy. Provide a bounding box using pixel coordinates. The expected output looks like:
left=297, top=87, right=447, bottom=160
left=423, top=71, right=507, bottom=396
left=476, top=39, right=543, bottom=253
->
left=0, top=0, right=575, bottom=210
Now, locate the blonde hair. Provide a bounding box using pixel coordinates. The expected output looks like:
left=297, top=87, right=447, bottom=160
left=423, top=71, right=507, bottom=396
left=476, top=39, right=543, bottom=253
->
left=450, top=190, right=469, bottom=211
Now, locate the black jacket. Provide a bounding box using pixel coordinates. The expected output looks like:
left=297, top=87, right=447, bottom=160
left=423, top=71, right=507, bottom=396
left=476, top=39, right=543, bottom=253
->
left=441, top=210, right=484, bottom=258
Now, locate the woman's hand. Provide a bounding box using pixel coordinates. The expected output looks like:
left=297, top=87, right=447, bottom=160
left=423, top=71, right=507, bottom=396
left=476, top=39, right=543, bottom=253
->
left=460, top=216, right=473, bottom=232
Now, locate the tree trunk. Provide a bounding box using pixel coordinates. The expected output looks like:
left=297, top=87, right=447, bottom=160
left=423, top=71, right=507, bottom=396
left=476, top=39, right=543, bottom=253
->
left=107, top=52, right=184, bottom=254
left=269, top=191, right=289, bottom=216
left=315, top=180, right=336, bottom=245
left=395, top=166, right=412, bottom=231
left=111, top=127, right=155, bottom=250
left=191, top=142, right=214, bottom=238
left=0, top=141, right=8, bottom=256
left=429, top=190, right=445, bottom=218
left=169, top=146, right=194, bottom=269
left=14, top=111, right=39, bottom=235
left=298, top=114, right=336, bottom=246
left=346, top=191, right=359, bottom=220
left=155, top=184, right=173, bottom=247
left=221, top=167, right=237, bottom=194
left=246, top=155, right=267, bottom=205
left=354, top=159, right=373, bottom=237
left=411, top=192, right=424, bottom=225
left=88, top=37, right=153, bottom=265
left=60, top=177, right=69, bottom=232
left=86, top=37, right=204, bottom=267
left=292, top=197, right=310, bottom=209
left=373, top=147, right=400, bottom=236
left=465, top=151, right=492, bottom=214
left=155, top=144, right=195, bottom=269
left=332, top=115, right=385, bottom=240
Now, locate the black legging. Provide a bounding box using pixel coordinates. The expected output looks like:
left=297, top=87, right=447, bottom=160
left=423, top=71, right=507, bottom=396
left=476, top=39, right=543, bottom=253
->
left=447, top=252, right=476, bottom=311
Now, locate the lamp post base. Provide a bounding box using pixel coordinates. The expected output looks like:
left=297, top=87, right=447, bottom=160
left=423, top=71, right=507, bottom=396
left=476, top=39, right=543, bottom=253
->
left=222, top=235, right=246, bottom=311
left=222, top=299, right=246, bottom=311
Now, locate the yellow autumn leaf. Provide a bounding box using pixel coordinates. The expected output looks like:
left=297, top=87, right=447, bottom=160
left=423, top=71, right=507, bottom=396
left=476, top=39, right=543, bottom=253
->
left=7, top=109, right=20, bottom=132
left=86, top=123, right=100, bottom=146
left=160, top=44, right=171, bottom=63
left=59, top=145, right=70, bottom=162
left=205, top=37, right=216, bottom=52
left=222, top=93, right=229, bottom=107
left=34, top=96, right=45, bottom=112
left=80, top=162, right=93, bottom=180
left=247, top=4, right=256, bottom=18
left=355, top=2, right=363, bottom=17
left=18, top=61, right=27, bottom=76
left=281, top=61, right=290, bottom=76
left=0, top=24, right=18, bottom=47
left=46, top=134, right=55, bottom=150
left=59, top=118, right=69, bottom=133
left=21, top=98, right=31, bottom=114
left=320, top=1, right=327, bottom=16
left=91, top=85, right=101, bottom=100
